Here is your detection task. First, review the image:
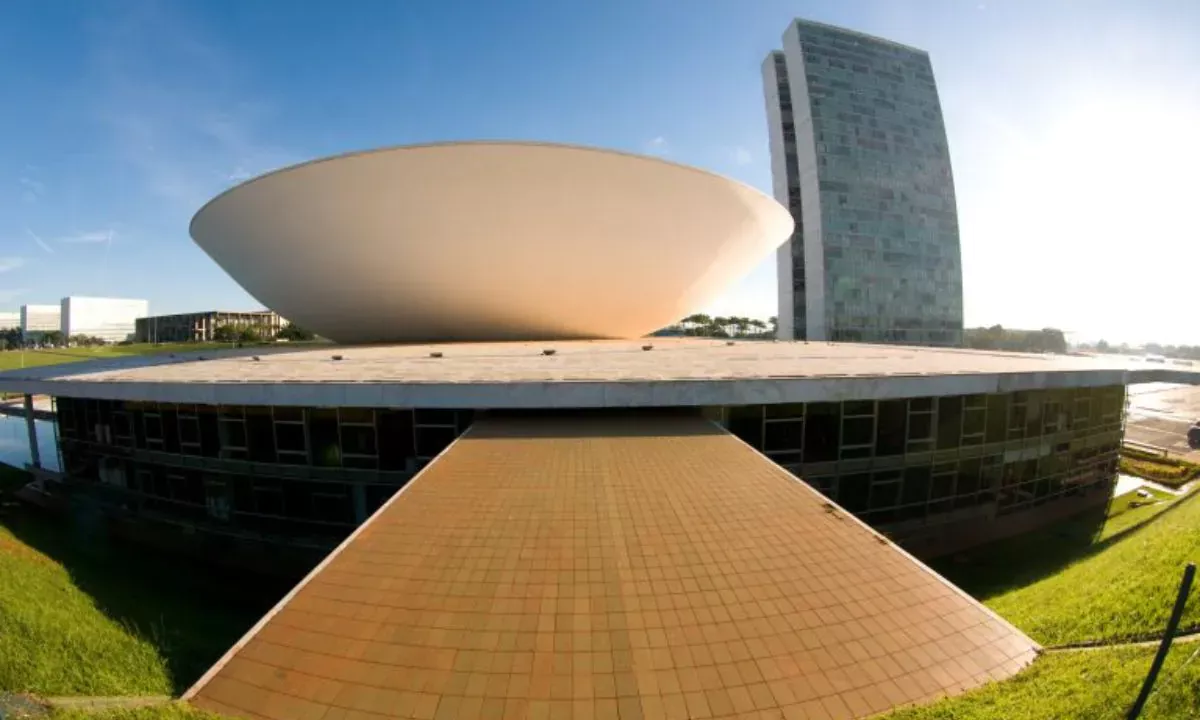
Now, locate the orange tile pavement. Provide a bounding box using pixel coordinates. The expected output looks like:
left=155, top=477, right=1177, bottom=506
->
left=186, top=413, right=1039, bottom=720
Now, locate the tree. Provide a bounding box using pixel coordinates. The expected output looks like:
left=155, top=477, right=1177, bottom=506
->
left=212, top=324, right=239, bottom=343
left=277, top=324, right=316, bottom=342
left=42, top=330, right=65, bottom=348
left=238, top=326, right=261, bottom=343
left=1096, top=339, right=1110, bottom=352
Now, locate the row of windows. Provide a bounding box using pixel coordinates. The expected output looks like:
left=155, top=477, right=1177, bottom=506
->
left=56, top=398, right=472, bottom=471
left=79, top=454, right=388, bottom=538
left=798, top=451, right=1116, bottom=528
left=728, top=387, right=1126, bottom=465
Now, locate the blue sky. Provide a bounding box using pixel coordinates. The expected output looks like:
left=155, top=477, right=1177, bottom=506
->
left=1, top=0, right=1197, bottom=344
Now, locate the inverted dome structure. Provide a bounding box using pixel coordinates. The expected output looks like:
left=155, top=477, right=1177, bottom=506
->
left=190, top=142, right=793, bottom=344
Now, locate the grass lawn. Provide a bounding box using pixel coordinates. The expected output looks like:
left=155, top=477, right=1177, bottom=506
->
left=0, top=466, right=272, bottom=698
left=0, top=343, right=259, bottom=373
left=49, top=704, right=224, bottom=719
left=1100, top=485, right=1178, bottom=539
left=879, top=643, right=1200, bottom=720
left=938, top=486, right=1200, bottom=647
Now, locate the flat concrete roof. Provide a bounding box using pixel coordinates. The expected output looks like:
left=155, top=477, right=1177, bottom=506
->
left=0, top=339, right=1196, bottom=408
left=186, top=414, right=1036, bottom=719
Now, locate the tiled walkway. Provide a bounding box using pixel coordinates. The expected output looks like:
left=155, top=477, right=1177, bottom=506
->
left=187, top=414, right=1038, bottom=720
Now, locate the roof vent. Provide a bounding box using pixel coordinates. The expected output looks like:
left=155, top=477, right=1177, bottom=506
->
left=430, top=351, right=443, bottom=358
left=332, top=355, right=344, bottom=361
left=252, top=356, right=261, bottom=362
left=726, top=341, right=736, bottom=346
left=542, top=349, right=556, bottom=356
left=642, top=344, right=653, bottom=351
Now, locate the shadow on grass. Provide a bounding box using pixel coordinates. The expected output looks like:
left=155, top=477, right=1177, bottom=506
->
left=933, top=491, right=1192, bottom=601
left=0, top=467, right=293, bottom=695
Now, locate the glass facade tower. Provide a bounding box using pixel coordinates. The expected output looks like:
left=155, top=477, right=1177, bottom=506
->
left=763, top=19, right=964, bottom=345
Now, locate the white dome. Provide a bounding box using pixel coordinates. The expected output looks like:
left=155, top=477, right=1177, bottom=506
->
left=190, top=142, right=793, bottom=344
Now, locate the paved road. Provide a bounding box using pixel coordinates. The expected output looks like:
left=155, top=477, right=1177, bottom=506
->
left=1126, top=383, right=1200, bottom=460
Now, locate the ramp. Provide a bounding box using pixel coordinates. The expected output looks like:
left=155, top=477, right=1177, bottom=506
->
left=187, top=414, right=1037, bottom=719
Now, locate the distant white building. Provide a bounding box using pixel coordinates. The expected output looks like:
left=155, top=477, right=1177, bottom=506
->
left=60, top=297, right=149, bottom=343
left=0, top=311, right=18, bottom=329
left=21, top=304, right=61, bottom=339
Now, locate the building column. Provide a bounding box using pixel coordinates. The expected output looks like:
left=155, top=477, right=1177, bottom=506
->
left=24, top=394, right=40, bottom=469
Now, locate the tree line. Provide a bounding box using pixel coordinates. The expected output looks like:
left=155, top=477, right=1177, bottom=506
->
left=0, top=323, right=317, bottom=350
left=0, top=328, right=113, bottom=350
left=656, top=314, right=779, bottom=339
left=963, top=325, right=1067, bottom=354
left=211, top=323, right=315, bottom=344
left=1075, top=339, right=1200, bottom=361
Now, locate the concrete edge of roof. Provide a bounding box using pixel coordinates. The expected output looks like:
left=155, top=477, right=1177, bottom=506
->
left=0, top=369, right=1164, bottom=409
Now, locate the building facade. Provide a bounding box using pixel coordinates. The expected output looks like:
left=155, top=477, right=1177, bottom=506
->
left=20, top=304, right=61, bottom=339
left=0, top=311, right=18, bottom=330
left=764, top=19, right=964, bottom=345
left=135, top=310, right=284, bottom=343
left=61, top=297, right=149, bottom=343
left=48, top=384, right=1124, bottom=567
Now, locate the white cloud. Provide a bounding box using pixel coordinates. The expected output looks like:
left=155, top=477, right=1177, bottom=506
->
left=0, top=258, right=26, bottom=273
left=25, top=228, right=53, bottom=254
left=59, top=230, right=116, bottom=244
left=730, top=146, right=753, bottom=166
left=644, top=136, right=669, bottom=155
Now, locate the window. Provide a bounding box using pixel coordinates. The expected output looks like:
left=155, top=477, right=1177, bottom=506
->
left=274, top=408, right=308, bottom=465
left=1072, top=392, right=1093, bottom=431
left=245, top=407, right=276, bottom=463
left=875, top=400, right=906, bottom=456
left=868, top=470, right=902, bottom=524
left=930, top=462, right=956, bottom=513
left=178, top=405, right=201, bottom=455
left=727, top=406, right=764, bottom=449
left=901, top=465, right=931, bottom=507
left=837, top=473, right=870, bottom=513
left=840, top=401, right=874, bottom=460
left=340, top=408, right=378, bottom=470
left=764, top=420, right=804, bottom=455
left=111, top=409, right=133, bottom=448
left=935, top=396, right=962, bottom=450
left=907, top=398, right=935, bottom=453
left=308, top=409, right=341, bottom=468
left=218, top=406, right=248, bottom=460
left=985, top=394, right=1008, bottom=444
left=803, top=403, right=840, bottom=463
left=378, top=409, right=416, bottom=471
left=143, top=406, right=164, bottom=451
left=1024, top=393, right=1044, bottom=438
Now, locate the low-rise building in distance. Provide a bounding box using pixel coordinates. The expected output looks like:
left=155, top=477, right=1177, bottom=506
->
left=60, top=297, right=149, bottom=343
left=0, top=311, right=18, bottom=330
left=135, top=310, right=285, bottom=343
left=20, top=304, right=61, bottom=341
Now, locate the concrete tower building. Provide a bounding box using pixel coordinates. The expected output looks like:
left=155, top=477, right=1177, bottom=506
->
left=764, top=19, right=964, bottom=345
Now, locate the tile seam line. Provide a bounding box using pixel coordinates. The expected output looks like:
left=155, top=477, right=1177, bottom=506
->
left=180, top=423, right=480, bottom=702
left=708, top=418, right=1044, bottom=656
